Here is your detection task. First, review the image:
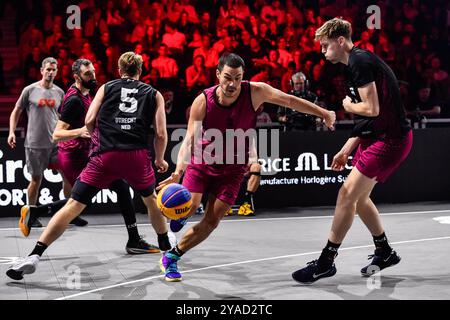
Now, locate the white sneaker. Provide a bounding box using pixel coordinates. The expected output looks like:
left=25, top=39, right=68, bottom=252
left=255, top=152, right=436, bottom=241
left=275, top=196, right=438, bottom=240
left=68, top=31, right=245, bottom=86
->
left=6, top=254, right=40, bottom=280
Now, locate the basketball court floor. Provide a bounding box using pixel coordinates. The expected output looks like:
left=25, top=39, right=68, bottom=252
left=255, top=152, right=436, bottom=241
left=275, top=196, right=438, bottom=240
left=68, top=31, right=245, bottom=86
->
left=0, top=202, right=449, bottom=300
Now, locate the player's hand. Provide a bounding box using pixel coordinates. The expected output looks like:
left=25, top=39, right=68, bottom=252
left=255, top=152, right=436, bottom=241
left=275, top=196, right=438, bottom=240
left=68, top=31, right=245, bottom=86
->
left=342, top=96, right=353, bottom=112
left=79, top=126, right=91, bottom=139
left=7, top=133, right=16, bottom=148
left=154, top=158, right=169, bottom=173
left=331, top=151, right=349, bottom=171
left=323, top=110, right=336, bottom=131
left=156, top=171, right=181, bottom=191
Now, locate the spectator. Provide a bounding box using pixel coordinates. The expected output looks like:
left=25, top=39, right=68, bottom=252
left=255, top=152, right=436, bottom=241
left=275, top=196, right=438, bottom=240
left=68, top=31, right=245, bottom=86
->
left=260, top=0, right=285, bottom=25
left=194, top=34, right=220, bottom=70
left=199, top=11, right=216, bottom=36
left=406, top=80, right=441, bottom=121
left=428, top=56, right=449, bottom=102
left=276, top=37, right=294, bottom=68
left=162, top=89, right=187, bottom=124
left=250, top=65, right=271, bottom=83
left=179, top=0, right=199, bottom=23
left=187, top=28, right=203, bottom=50
left=162, top=21, right=187, bottom=55
left=246, top=15, right=259, bottom=37
left=185, top=55, right=211, bottom=92
left=177, top=11, right=194, bottom=37
left=355, top=31, right=374, bottom=52
left=24, top=47, right=44, bottom=84
left=235, top=0, right=251, bottom=22
left=151, top=44, right=179, bottom=80
left=84, top=8, right=108, bottom=40
left=69, top=28, right=87, bottom=58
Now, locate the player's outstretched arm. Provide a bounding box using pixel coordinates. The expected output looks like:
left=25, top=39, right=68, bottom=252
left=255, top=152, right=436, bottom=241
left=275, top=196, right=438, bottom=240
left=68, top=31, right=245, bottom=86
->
left=153, top=91, right=169, bottom=173
left=250, top=81, right=336, bottom=130
left=157, top=93, right=206, bottom=190
left=85, top=84, right=105, bottom=133
left=52, top=120, right=90, bottom=142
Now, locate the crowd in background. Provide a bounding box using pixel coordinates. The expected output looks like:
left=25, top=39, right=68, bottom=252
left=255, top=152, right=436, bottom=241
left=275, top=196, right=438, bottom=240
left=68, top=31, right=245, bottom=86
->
left=1, top=0, right=449, bottom=125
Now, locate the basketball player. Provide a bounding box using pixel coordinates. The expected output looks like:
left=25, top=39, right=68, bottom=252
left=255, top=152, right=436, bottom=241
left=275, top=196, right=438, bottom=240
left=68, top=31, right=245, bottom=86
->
left=8, top=57, right=65, bottom=228
left=157, top=53, right=336, bottom=282
left=6, top=52, right=172, bottom=280
left=292, top=18, right=412, bottom=283
left=19, top=58, right=160, bottom=254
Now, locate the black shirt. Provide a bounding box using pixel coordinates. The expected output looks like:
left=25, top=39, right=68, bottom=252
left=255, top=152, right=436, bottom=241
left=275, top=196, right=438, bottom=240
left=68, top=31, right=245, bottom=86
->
left=90, top=78, right=157, bottom=155
left=346, top=46, right=410, bottom=139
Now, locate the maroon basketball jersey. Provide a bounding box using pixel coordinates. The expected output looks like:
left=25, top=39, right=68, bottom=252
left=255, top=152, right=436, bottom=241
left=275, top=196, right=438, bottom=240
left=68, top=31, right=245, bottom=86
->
left=193, top=81, right=257, bottom=165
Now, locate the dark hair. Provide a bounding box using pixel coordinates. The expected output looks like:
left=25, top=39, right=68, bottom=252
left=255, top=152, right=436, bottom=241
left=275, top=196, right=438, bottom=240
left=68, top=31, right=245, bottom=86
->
left=217, top=53, right=245, bottom=72
left=72, top=58, right=92, bottom=76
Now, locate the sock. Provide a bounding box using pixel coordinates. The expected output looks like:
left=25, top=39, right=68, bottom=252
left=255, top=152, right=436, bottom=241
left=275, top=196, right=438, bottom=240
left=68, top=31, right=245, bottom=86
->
left=244, top=191, right=253, bottom=204
left=169, top=245, right=185, bottom=258
left=126, top=223, right=141, bottom=244
left=111, top=180, right=140, bottom=243
left=157, top=232, right=171, bottom=251
left=317, top=240, right=341, bottom=270
left=29, top=241, right=48, bottom=257
left=373, top=232, right=392, bottom=256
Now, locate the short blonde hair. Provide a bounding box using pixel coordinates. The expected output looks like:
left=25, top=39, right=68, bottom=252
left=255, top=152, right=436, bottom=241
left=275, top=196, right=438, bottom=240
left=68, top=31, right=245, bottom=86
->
left=315, top=18, right=352, bottom=41
left=118, top=52, right=143, bottom=77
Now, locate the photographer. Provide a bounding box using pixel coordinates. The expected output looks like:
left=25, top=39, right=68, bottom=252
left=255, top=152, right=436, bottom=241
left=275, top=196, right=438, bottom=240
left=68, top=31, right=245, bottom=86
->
left=277, top=72, right=320, bottom=130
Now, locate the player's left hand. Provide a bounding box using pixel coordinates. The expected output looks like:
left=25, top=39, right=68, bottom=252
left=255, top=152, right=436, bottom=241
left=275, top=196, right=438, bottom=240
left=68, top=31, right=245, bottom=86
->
left=156, top=172, right=181, bottom=191
left=342, top=96, right=353, bottom=111
left=155, top=159, right=169, bottom=173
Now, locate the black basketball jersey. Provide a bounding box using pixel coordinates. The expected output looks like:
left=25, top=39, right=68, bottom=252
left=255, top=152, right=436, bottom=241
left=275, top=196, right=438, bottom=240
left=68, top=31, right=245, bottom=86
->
left=90, top=78, right=157, bottom=155
left=346, top=46, right=411, bottom=139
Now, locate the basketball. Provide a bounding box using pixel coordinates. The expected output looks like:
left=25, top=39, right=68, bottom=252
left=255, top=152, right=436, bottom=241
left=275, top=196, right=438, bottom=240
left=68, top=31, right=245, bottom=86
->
left=157, top=183, right=193, bottom=220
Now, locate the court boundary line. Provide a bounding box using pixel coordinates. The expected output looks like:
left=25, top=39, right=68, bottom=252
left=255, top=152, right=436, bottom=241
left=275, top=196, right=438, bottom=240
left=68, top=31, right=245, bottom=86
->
left=0, top=209, right=449, bottom=232
left=55, top=235, right=450, bottom=300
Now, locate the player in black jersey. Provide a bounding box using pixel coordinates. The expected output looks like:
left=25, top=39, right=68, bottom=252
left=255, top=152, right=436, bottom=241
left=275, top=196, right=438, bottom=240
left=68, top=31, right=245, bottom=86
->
left=292, top=18, right=412, bottom=284
left=7, top=52, right=172, bottom=280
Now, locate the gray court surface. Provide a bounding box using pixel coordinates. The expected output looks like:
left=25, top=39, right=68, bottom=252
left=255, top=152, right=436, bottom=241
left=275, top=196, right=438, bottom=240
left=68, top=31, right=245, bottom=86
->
left=0, top=202, right=449, bottom=300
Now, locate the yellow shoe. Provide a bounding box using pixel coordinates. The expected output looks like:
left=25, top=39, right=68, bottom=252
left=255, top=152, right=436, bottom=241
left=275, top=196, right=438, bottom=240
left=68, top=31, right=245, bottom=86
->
left=238, top=203, right=255, bottom=216
left=224, top=208, right=233, bottom=216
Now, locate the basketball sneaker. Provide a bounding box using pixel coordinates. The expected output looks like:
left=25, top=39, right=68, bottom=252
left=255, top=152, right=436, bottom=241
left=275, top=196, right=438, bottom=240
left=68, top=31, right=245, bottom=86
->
left=6, top=254, right=40, bottom=280
left=361, top=249, right=401, bottom=276
left=170, top=217, right=188, bottom=233
left=238, top=203, right=255, bottom=216
left=159, top=252, right=182, bottom=282
left=126, top=237, right=160, bottom=254
left=69, top=216, right=88, bottom=226
left=224, top=208, right=233, bottom=216
left=292, top=260, right=337, bottom=284
left=19, top=205, right=34, bottom=237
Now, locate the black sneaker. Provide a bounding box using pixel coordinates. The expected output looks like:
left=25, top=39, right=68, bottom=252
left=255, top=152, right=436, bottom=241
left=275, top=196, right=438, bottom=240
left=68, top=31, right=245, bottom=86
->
left=30, top=217, right=43, bottom=228
left=69, top=216, right=88, bottom=226
left=292, top=260, right=337, bottom=284
left=361, top=249, right=401, bottom=276
left=126, top=238, right=160, bottom=254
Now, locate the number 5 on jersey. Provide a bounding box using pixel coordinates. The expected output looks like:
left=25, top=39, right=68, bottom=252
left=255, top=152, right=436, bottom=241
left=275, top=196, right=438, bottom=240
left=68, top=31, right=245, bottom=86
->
left=119, top=88, right=139, bottom=113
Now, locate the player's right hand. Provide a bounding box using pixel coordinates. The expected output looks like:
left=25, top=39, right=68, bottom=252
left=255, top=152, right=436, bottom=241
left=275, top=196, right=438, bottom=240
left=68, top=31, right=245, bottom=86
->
left=7, top=133, right=16, bottom=149
left=331, top=151, right=348, bottom=171
left=156, top=172, right=181, bottom=191
left=155, top=158, right=169, bottom=173
left=79, top=126, right=91, bottom=139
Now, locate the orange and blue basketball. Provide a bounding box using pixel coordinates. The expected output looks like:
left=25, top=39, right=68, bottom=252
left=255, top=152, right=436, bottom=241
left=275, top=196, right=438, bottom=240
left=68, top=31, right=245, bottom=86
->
left=157, top=183, right=192, bottom=220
